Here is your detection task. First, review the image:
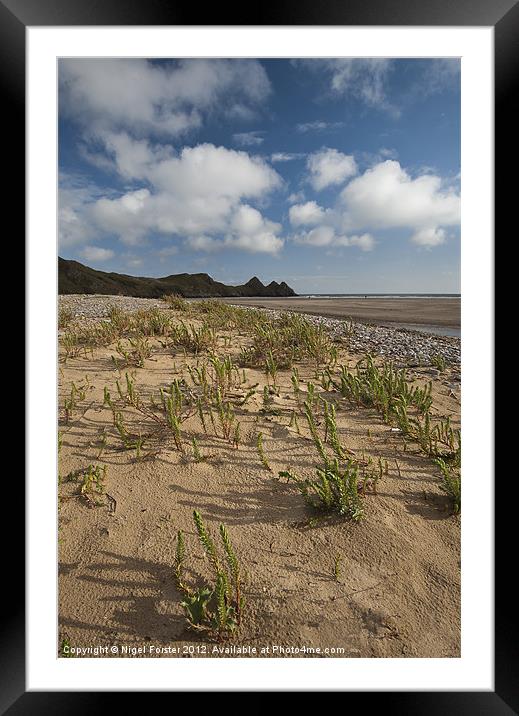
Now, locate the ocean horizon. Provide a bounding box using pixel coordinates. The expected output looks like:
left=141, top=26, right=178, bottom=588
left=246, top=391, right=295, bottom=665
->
left=295, top=294, right=459, bottom=299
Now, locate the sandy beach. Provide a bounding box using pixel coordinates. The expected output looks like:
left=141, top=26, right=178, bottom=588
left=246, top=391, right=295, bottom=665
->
left=53, top=52, right=464, bottom=673
left=58, top=295, right=460, bottom=658
left=218, top=297, right=461, bottom=329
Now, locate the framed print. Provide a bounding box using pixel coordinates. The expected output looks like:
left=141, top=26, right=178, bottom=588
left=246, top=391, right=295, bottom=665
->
left=6, top=0, right=506, bottom=709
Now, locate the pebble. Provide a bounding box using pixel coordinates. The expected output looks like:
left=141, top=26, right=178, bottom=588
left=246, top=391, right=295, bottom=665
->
left=60, top=294, right=164, bottom=319
left=230, top=304, right=460, bottom=366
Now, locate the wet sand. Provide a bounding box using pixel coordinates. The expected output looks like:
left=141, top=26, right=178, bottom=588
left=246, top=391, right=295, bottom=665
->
left=219, top=297, right=461, bottom=328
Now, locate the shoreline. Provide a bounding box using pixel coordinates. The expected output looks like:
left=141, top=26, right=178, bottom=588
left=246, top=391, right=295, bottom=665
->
left=217, top=296, right=461, bottom=330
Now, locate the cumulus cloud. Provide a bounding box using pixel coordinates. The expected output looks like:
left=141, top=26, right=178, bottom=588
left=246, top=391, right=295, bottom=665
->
left=67, top=148, right=457, bottom=256
left=410, top=226, right=446, bottom=247
left=86, top=132, right=282, bottom=200
left=306, top=148, right=357, bottom=191
left=58, top=57, right=460, bottom=261
left=184, top=206, right=283, bottom=254
left=287, top=191, right=306, bottom=204
left=91, top=188, right=151, bottom=245
left=80, top=246, right=115, bottom=262
left=226, top=205, right=283, bottom=253
left=78, top=142, right=284, bottom=253
left=59, top=58, right=271, bottom=137
left=288, top=158, right=457, bottom=250
left=340, top=160, right=460, bottom=243
left=86, top=131, right=174, bottom=180
left=224, top=231, right=282, bottom=253
left=292, top=227, right=374, bottom=251
left=293, top=226, right=336, bottom=247
left=147, top=142, right=281, bottom=197
left=289, top=201, right=327, bottom=227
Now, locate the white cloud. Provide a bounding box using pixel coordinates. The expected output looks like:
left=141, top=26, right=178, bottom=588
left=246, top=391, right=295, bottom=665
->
left=58, top=177, right=111, bottom=247
left=410, top=227, right=446, bottom=247
left=289, top=159, right=457, bottom=251
left=296, top=120, right=345, bottom=133
left=79, top=142, right=284, bottom=254
left=348, top=233, right=376, bottom=251
left=92, top=188, right=151, bottom=245
left=379, top=147, right=398, bottom=159
left=295, top=59, right=459, bottom=118
left=157, top=245, right=179, bottom=257
left=225, top=231, right=283, bottom=253
left=88, top=133, right=283, bottom=205
left=81, top=154, right=457, bottom=255
left=289, top=201, right=327, bottom=227
left=287, top=191, right=306, bottom=204
left=413, top=59, right=460, bottom=99
left=306, top=148, right=357, bottom=191
left=88, top=131, right=174, bottom=180
left=328, top=60, right=394, bottom=110
left=292, top=227, right=374, bottom=251
left=296, top=59, right=398, bottom=117
left=80, top=246, right=115, bottom=262
left=340, top=160, right=460, bottom=233
left=60, top=59, right=271, bottom=137
left=184, top=235, right=221, bottom=252
left=233, top=131, right=265, bottom=147
left=271, top=152, right=305, bottom=163
left=226, top=205, right=283, bottom=253
left=231, top=204, right=266, bottom=234
left=59, top=200, right=92, bottom=247
left=293, top=226, right=336, bottom=247
left=226, top=104, right=258, bottom=121
left=146, top=142, right=281, bottom=198
left=184, top=206, right=283, bottom=254
left=357, top=147, right=399, bottom=169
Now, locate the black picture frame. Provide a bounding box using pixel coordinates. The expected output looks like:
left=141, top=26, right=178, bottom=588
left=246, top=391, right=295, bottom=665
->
left=9, top=0, right=506, bottom=710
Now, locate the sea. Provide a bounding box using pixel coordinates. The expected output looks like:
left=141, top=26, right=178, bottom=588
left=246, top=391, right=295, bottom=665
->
left=300, top=293, right=460, bottom=299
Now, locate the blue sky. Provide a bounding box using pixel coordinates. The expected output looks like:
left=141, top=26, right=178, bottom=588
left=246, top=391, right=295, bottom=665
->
left=58, top=58, right=460, bottom=294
